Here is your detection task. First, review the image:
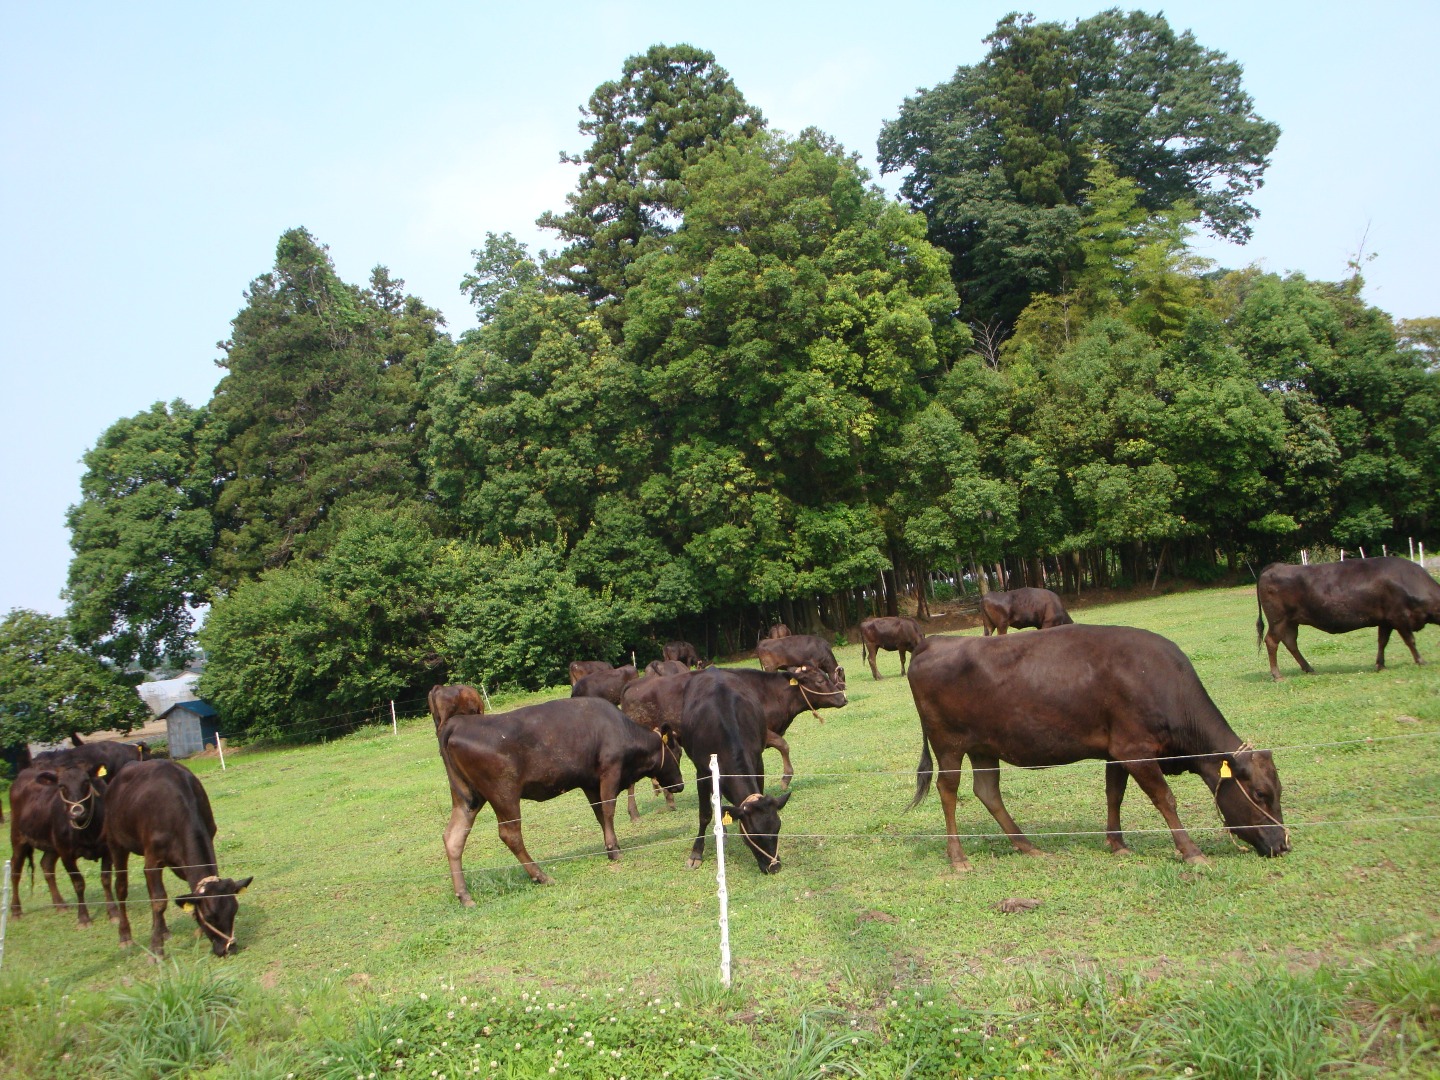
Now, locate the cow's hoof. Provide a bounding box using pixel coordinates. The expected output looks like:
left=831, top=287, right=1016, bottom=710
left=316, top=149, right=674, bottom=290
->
left=627, top=815, right=641, bottom=824
left=949, top=861, right=974, bottom=874
left=1110, top=846, right=1134, bottom=857
left=1183, top=854, right=1211, bottom=867
left=78, top=917, right=92, bottom=928
left=607, top=850, right=621, bottom=862
left=685, top=856, right=703, bottom=870
left=530, top=873, right=554, bottom=886
left=148, top=953, right=163, bottom=965
left=118, top=938, right=133, bottom=949
left=1021, top=848, right=1048, bottom=859
left=457, top=895, right=476, bottom=908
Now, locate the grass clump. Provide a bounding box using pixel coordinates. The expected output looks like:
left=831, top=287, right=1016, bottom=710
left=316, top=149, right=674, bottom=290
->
left=713, top=1009, right=869, bottom=1079
left=89, top=961, right=242, bottom=1078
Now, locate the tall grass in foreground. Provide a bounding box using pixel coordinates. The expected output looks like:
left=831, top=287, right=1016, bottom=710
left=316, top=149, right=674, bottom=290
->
left=90, top=960, right=242, bottom=1078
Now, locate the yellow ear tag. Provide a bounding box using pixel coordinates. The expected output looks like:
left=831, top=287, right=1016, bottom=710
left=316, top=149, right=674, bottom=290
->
left=1219, top=761, right=1233, bottom=779
left=178, top=901, right=193, bottom=912
left=721, top=813, right=733, bottom=825
left=236, top=886, right=247, bottom=895
left=96, top=765, right=107, bottom=777
left=661, top=733, right=669, bottom=745
left=789, top=678, right=799, bottom=686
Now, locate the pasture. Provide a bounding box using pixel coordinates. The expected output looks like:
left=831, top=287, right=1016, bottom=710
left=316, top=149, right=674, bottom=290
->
left=2, top=584, right=1437, bottom=1078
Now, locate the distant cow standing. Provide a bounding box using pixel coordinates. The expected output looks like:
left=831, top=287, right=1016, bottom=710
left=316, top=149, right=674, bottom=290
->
left=569, top=660, right=614, bottom=686
left=979, top=588, right=1073, bottom=635
left=764, top=623, right=792, bottom=640
left=1257, top=557, right=1440, bottom=680
left=436, top=698, right=683, bottom=898
left=859, top=616, right=925, bottom=679
left=906, top=626, right=1288, bottom=871
left=662, top=641, right=706, bottom=668
left=644, top=659, right=690, bottom=678
left=103, top=760, right=252, bottom=957
left=755, top=634, right=845, bottom=685
left=571, top=665, right=640, bottom=706
left=428, top=684, right=485, bottom=728
left=9, top=758, right=115, bottom=927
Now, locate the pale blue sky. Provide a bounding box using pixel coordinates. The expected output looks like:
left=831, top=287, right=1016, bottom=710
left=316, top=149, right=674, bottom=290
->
left=3, top=2, right=1436, bottom=617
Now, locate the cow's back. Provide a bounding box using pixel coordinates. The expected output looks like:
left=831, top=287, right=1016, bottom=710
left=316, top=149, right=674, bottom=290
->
left=1261, top=558, right=1440, bottom=634
left=103, top=760, right=209, bottom=853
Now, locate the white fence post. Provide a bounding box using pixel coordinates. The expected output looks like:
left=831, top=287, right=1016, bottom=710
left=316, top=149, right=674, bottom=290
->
left=1, top=858, right=12, bottom=971
left=709, top=754, right=731, bottom=988
left=216, top=734, right=226, bottom=771
left=391, top=700, right=398, bottom=736
left=480, top=681, right=492, bottom=712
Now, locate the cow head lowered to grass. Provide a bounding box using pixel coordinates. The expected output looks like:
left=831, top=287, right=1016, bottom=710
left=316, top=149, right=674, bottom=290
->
left=1206, top=745, right=1288, bottom=857
left=721, top=789, right=792, bottom=874
left=175, top=875, right=255, bottom=957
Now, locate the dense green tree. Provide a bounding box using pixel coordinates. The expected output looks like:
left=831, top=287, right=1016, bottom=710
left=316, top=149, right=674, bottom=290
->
left=538, top=44, right=764, bottom=319
left=209, top=229, right=446, bottom=588
left=878, top=9, right=1278, bottom=325
left=0, top=609, right=148, bottom=748
left=64, top=400, right=214, bottom=668
left=198, top=510, right=447, bottom=739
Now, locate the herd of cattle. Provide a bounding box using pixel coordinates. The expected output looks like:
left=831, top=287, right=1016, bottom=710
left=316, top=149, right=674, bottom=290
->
left=8, top=555, right=1440, bottom=958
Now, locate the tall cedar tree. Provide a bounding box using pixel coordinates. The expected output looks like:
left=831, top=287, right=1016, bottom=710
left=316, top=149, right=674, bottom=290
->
left=209, top=229, right=445, bottom=588
left=878, top=9, right=1278, bottom=327
left=538, top=43, right=764, bottom=331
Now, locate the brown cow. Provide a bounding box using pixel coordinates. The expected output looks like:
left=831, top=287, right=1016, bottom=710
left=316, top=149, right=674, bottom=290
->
left=662, top=641, right=707, bottom=668
left=755, top=634, right=845, bottom=686
left=619, top=671, right=695, bottom=819
left=859, top=616, right=925, bottom=679
left=906, top=626, right=1288, bottom=871
left=568, top=660, right=613, bottom=686
left=9, top=759, right=115, bottom=927
left=698, top=666, right=847, bottom=787
left=765, top=623, right=792, bottom=639
left=571, top=665, right=640, bottom=705
left=979, top=588, right=1073, bottom=635
left=1257, top=557, right=1440, bottom=680
left=428, top=684, right=485, bottom=728
left=644, top=659, right=690, bottom=678
left=103, top=760, right=252, bottom=957
left=437, top=698, right=684, bottom=898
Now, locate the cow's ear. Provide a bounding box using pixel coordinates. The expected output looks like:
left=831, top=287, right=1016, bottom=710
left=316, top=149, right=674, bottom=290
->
left=773, top=789, right=792, bottom=811
left=175, top=893, right=198, bottom=912
left=657, top=723, right=676, bottom=745
left=33, top=770, right=58, bottom=786
left=789, top=678, right=799, bottom=686
left=234, top=876, right=254, bottom=894
left=92, top=763, right=107, bottom=778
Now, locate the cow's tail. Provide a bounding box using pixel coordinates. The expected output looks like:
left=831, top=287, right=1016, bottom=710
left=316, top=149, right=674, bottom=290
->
left=1255, top=564, right=1276, bottom=652
left=908, top=729, right=934, bottom=810
left=25, top=850, right=35, bottom=894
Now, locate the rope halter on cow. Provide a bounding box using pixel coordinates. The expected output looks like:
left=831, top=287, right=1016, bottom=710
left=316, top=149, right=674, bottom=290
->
left=732, top=792, right=780, bottom=871
left=1211, top=741, right=1291, bottom=851
left=58, top=783, right=99, bottom=830
left=789, top=673, right=844, bottom=724
left=181, top=875, right=236, bottom=953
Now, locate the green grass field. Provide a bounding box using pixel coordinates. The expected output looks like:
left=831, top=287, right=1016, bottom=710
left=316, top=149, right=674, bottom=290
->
left=3, top=584, right=1437, bottom=1077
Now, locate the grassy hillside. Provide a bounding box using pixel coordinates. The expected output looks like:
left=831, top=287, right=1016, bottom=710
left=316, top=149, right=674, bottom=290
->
left=3, top=584, right=1437, bottom=1077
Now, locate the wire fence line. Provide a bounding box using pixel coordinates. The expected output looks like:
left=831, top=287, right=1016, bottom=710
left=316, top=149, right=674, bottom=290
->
left=6, top=813, right=1437, bottom=914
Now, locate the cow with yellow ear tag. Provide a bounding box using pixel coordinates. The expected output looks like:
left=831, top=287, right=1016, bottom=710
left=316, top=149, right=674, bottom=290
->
left=102, top=760, right=254, bottom=958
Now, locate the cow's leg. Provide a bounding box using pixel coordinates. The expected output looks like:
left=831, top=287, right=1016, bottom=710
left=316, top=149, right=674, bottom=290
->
left=866, top=641, right=881, bottom=681
left=1396, top=625, right=1425, bottom=666
left=898, top=647, right=909, bottom=676
left=444, top=798, right=484, bottom=906
left=626, top=784, right=640, bottom=823
left=995, top=624, right=1008, bottom=636
left=687, top=772, right=713, bottom=869
left=1105, top=761, right=1133, bottom=855
left=969, top=753, right=1038, bottom=855
left=491, top=798, right=551, bottom=885
left=112, top=850, right=134, bottom=947
left=40, top=850, right=66, bottom=910
left=585, top=778, right=622, bottom=860
left=9, top=844, right=29, bottom=917
left=765, top=730, right=794, bottom=788
left=142, top=857, right=170, bottom=958
left=1376, top=625, right=1392, bottom=671
left=1122, top=759, right=1205, bottom=864
left=98, top=852, right=118, bottom=922
left=1268, top=621, right=1312, bottom=678
left=60, top=852, right=91, bottom=927
left=935, top=753, right=971, bottom=872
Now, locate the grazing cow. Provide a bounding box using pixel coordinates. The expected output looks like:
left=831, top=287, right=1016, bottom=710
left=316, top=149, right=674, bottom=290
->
left=979, top=588, right=1073, bottom=635
left=9, top=759, right=115, bottom=927
left=428, top=684, right=485, bottom=728
left=679, top=668, right=793, bottom=874
left=662, top=641, right=707, bottom=668
left=696, top=666, right=847, bottom=787
left=568, top=660, right=613, bottom=685
left=571, top=665, right=640, bottom=706
left=619, top=671, right=695, bottom=819
left=756, top=634, right=845, bottom=686
left=759, top=623, right=792, bottom=642
left=906, top=626, right=1288, bottom=871
left=437, top=698, right=684, bottom=900
left=104, top=760, right=252, bottom=957
left=645, top=659, right=690, bottom=678
left=859, top=616, right=926, bottom=679
left=1257, top=557, right=1440, bottom=680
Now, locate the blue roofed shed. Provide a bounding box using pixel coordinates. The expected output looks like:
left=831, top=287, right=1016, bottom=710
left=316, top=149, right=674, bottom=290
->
left=161, top=700, right=220, bottom=760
